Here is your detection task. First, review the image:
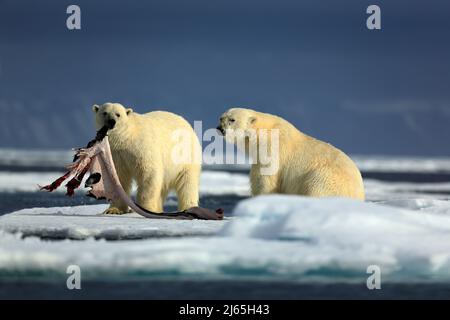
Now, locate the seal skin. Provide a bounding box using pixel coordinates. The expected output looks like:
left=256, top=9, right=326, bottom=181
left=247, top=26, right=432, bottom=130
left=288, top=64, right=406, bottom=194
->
left=40, top=126, right=223, bottom=220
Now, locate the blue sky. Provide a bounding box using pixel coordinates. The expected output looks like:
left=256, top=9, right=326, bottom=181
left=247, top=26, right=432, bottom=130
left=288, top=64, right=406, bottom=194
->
left=0, top=0, right=449, bottom=156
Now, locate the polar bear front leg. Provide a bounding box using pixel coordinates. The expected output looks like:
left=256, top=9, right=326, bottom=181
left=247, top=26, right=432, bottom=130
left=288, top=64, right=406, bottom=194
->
left=136, top=173, right=164, bottom=213
left=103, top=166, right=133, bottom=215
left=250, top=167, right=279, bottom=196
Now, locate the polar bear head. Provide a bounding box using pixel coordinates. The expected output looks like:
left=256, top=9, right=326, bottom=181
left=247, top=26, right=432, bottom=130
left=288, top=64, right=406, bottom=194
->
left=216, top=107, right=261, bottom=152
left=92, top=103, right=133, bottom=131
left=218, top=107, right=280, bottom=175
left=217, top=108, right=257, bottom=137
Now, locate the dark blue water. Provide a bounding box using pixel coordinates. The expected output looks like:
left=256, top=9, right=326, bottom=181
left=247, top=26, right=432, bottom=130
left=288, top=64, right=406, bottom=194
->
left=1, top=169, right=449, bottom=216
left=0, top=191, right=245, bottom=217
left=1, top=279, right=450, bottom=300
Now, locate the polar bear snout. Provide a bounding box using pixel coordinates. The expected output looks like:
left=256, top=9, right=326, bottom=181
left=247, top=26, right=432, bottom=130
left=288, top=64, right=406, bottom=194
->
left=216, top=125, right=225, bottom=135
left=93, top=103, right=133, bottom=131
left=107, top=118, right=116, bottom=129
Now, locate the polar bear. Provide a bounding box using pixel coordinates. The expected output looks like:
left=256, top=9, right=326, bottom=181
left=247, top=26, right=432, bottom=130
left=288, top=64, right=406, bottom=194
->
left=217, top=108, right=365, bottom=200
left=93, top=102, right=201, bottom=214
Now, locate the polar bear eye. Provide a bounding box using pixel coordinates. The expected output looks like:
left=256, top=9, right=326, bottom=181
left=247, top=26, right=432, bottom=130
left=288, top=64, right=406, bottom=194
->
left=116, top=113, right=120, bottom=117
left=103, top=112, right=107, bottom=116
left=229, top=119, right=235, bottom=123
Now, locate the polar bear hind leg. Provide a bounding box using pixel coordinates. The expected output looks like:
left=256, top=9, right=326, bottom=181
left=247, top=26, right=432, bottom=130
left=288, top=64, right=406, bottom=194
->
left=174, top=165, right=200, bottom=211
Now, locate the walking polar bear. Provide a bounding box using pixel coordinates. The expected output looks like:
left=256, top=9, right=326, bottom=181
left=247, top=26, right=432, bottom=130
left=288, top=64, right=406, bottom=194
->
left=217, top=108, right=365, bottom=200
left=93, top=102, right=201, bottom=214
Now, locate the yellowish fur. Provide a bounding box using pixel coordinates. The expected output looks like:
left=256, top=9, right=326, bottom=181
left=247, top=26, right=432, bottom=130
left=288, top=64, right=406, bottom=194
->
left=93, top=103, right=201, bottom=214
left=219, top=108, right=365, bottom=200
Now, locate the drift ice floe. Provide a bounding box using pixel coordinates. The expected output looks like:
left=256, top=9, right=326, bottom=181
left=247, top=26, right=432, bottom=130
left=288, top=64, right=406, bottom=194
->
left=40, top=126, right=223, bottom=220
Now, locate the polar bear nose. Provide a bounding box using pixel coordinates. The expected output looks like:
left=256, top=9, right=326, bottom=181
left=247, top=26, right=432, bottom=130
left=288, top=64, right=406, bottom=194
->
left=107, top=119, right=116, bottom=129
left=216, top=126, right=225, bottom=135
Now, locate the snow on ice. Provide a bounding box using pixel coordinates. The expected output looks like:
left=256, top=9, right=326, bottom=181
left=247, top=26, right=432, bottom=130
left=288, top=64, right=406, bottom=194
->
left=1, top=195, right=450, bottom=282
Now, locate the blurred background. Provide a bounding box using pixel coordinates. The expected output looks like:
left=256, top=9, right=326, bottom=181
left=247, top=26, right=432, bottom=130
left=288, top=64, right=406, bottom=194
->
left=0, top=0, right=449, bottom=155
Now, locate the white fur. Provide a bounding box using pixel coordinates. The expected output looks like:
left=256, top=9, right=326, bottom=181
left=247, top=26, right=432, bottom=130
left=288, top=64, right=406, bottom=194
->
left=93, top=103, right=201, bottom=213
left=218, top=108, right=365, bottom=200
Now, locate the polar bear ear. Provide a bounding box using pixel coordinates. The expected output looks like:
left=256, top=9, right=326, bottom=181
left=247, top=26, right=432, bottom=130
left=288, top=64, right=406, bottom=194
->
left=126, top=108, right=133, bottom=115
left=92, top=104, right=99, bottom=113
left=249, top=116, right=257, bottom=125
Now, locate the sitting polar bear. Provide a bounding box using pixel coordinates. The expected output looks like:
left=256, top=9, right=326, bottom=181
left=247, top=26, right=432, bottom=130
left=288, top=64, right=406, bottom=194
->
left=93, top=102, right=201, bottom=214
left=217, top=108, right=365, bottom=200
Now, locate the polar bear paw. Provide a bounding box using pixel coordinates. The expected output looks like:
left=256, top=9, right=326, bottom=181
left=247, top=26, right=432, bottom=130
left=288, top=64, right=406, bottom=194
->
left=103, top=207, right=131, bottom=215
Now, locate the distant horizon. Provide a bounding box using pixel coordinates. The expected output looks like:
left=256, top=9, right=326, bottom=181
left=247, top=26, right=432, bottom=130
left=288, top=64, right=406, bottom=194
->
left=2, top=145, right=450, bottom=161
